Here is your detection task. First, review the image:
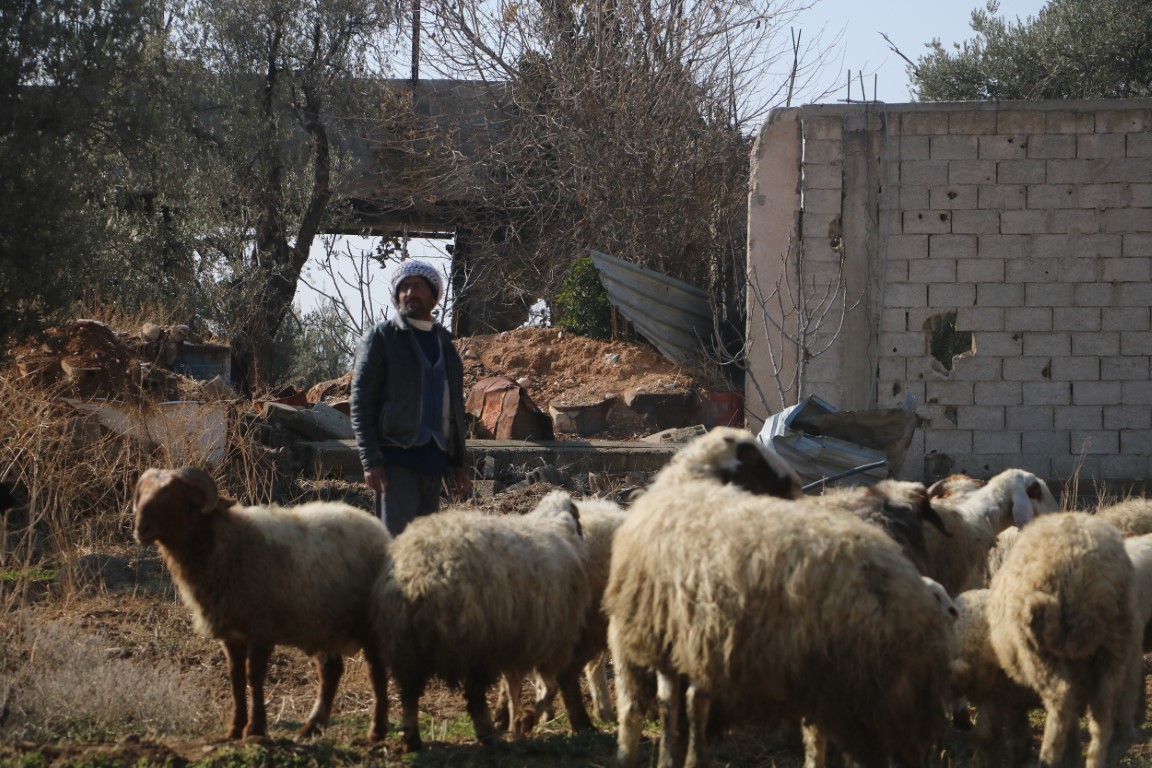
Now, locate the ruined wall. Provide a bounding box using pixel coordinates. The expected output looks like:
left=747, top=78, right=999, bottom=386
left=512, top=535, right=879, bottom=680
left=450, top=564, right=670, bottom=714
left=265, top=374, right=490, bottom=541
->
left=747, top=99, right=1152, bottom=489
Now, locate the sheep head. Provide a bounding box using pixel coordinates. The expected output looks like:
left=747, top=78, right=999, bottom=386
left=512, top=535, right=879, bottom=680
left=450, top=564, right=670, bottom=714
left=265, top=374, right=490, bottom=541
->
left=133, top=467, right=221, bottom=546
left=664, top=427, right=802, bottom=499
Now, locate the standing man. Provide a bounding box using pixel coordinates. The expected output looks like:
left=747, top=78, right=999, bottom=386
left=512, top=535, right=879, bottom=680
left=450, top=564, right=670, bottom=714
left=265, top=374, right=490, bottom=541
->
left=350, top=260, right=472, bottom=535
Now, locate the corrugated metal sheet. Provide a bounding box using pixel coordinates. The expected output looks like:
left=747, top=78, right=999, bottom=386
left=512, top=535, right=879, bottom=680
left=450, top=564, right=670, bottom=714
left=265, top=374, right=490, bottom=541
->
left=588, top=249, right=714, bottom=367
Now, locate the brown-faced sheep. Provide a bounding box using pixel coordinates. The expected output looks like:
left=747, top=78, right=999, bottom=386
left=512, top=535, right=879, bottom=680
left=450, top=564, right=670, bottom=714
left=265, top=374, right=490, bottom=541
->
left=132, top=467, right=391, bottom=741
left=604, top=430, right=951, bottom=768
left=370, top=496, right=591, bottom=752
left=923, top=468, right=1059, bottom=597
left=988, top=512, right=1143, bottom=768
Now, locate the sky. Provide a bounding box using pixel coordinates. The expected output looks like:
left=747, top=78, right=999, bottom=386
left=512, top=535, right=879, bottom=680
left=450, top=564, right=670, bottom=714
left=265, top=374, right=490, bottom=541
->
left=296, top=0, right=1051, bottom=324
left=804, top=0, right=1047, bottom=104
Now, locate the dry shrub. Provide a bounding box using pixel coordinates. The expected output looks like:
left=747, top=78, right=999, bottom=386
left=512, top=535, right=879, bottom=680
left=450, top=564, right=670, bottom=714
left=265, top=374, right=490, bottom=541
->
left=0, top=618, right=221, bottom=741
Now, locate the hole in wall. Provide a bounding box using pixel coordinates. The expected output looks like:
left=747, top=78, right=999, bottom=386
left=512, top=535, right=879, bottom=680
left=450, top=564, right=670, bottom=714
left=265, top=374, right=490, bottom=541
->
left=925, top=312, right=974, bottom=372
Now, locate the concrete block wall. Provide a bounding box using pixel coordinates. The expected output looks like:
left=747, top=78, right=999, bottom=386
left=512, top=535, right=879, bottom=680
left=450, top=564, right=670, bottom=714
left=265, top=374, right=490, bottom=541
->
left=747, top=99, right=1152, bottom=491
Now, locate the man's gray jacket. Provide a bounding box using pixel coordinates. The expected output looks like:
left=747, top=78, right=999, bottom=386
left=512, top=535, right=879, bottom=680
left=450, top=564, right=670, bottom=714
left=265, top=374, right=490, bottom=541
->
left=349, top=314, right=468, bottom=472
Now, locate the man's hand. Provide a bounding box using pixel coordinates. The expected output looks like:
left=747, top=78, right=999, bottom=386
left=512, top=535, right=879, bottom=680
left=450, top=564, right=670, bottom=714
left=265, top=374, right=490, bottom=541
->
left=364, top=466, right=388, bottom=494
left=449, top=467, right=472, bottom=500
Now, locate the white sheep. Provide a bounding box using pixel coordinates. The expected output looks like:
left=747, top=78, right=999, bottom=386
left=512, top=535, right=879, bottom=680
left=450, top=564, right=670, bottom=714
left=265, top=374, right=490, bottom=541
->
left=132, top=467, right=391, bottom=741
left=496, top=491, right=630, bottom=730
left=947, top=588, right=1039, bottom=766
left=988, top=511, right=1144, bottom=768
left=923, top=468, right=1059, bottom=597
left=604, top=431, right=952, bottom=768
left=370, top=496, right=591, bottom=752
left=1124, top=532, right=1152, bottom=651
left=1096, top=497, right=1152, bottom=537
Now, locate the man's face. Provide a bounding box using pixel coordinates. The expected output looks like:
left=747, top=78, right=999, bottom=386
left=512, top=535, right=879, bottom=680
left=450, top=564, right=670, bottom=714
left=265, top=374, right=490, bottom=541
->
left=396, top=275, right=436, bottom=321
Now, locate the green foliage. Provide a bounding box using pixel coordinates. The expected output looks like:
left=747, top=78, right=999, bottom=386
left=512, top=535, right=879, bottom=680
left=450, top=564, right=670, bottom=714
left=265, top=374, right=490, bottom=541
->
left=271, top=300, right=356, bottom=389
left=552, top=258, right=613, bottom=340
left=912, top=0, right=1152, bottom=101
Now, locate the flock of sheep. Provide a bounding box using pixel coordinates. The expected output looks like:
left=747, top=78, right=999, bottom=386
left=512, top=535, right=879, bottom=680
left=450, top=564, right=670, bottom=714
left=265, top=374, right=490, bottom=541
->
left=131, top=426, right=1152, bottom=767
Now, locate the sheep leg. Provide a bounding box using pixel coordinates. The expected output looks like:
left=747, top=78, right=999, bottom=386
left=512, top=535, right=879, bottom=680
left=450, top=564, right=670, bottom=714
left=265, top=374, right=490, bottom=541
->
left=614, top=659, right=647, bottom=768
left=397, top=678, right=425, bottom=753
left=493, top=676, right=512, bottom=733
left=656, top=669, right=684, bottom=768
left=363, top=644, right=390, bottom=742
left=244, top=642, right=272, bottom=738
left=533, top=672, right=560, bottom=724
left=464, top=678, right=500, bottom=746
left=506, top=675, right=535, bottom=738
left=300, top=653, right=343, bottom=738
left=1038, top=694, right=1081, bottom=768
left=223, top=640, right=249, bottom=739
left=557, top=664, right=593, bottom=733
left=684, top=682, right=711, bottom=768
left=801, top=720, right=826, bottom=768
left=586, top=652, right=616, bottom=722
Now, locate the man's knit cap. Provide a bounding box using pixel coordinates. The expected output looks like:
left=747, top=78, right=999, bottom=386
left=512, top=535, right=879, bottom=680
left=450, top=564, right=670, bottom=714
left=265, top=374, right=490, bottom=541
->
left=391, top=260, right=443, bottom=305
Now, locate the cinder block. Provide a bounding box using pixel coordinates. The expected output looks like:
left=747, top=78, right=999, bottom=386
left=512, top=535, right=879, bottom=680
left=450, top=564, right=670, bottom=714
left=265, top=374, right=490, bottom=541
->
left=1095, top=109, right=1150, bottom=133
left=978, top=184, right=1026, bottom=209
left=1045, top=110, right=1095, bottom=134
left=976, top=282, right=1025, bottom=307
left=957, top=405, right=1005, bottom=430
left=1049, top=209, right=1101, bottom=235
left=976, top=332, right=1024, bottom=356
left=1046, top=159, right=1102, bottom=185
left=878, top=356, right=908, bottom=380
left=929, top=234, right=978, bottom=259
left=1050, top=356, right=1101, bottom=381
left=1127, top=133, right=1152, bottom=158
left=1070, top=233, right=1122, bottom=260
left=903, top=210, right=953, bottom=234
left=1078, top=133, right=1127, bottom=159
left=974, top=430, right=1022, bottom=454
left=1130, top=184, right=1152, bottom=207
left=949, top=355, right=1003, bottom=381
left=900, top=185, right=930, bottom=209
left=1120, top=330, right=1152, bottom=355
left=1101, top=208, right=1152, bottom=233
left=1117, top=282, right=1152, bottom=305
left=1022, top=382, right=1071, bottom=406
left=931, top=135, right=978, bottom=160
left=1027, top=135, right=1076, bottom=159
left=1052, top=454, right=1100, bottom=481
left=1053, top=307, right=1102, bottom=332
left=1026, top=282, right=1075, bottom=307
left=1023, top=430, right=1069, bottom=453
left=929, top=282, right=976, bottom=306
left=923, top=429, right=973, bottom=454
left=1102, top=306, right=1151, bottom=331
left=805, top=139, right=843, bottom=164
left=805, top=115, right=843, bottom=141
left=1001, top=209, right=1051, bottom=234
left=1069, top=430, right=1119, bottom=454
left=1121, top=233, right=1152, bottom=256
left=885, top=259, right=910, bottom=282
left=1074, top=283, right=1116, bottom=307
left=1055, top=405, right=1103, bottom=430
left=1007, top=406, right=1054, bottom=430
left=1120, top=430, right=1152, bottom=454
left=1026, top=185, right=1077, bottom=209
left=930, top=185, right=978, bottom=209
left=950, top=210, right=1001, bottom=234
left=927, top=380, right=975, bottom=406
left=899, top=135, right=931, bottom=160
left=1023, top=332, right=1071, bottom=357
left=886, top=234, right=929, bottom=260
left=974, top=381, right=1023, bottom=406
left=949, top=111, right=998, bottom=135
left=880, top=331, right=927, bottom=356
left=997, top=160, right=1047, bottom=184
left=1028, top=235, right=1072, bottom=260
left=909, top=259, right=956, bottom=283
left=1104, top=405, right=1151, bottom=430
left=803, top=188, right=842, bottom=214
left=978, top=234, right=1031, bottom=259
left=902, top=111, right=950, bottom=135
left=885, top=283, right=929, bottom=308
left=1102, top=355, right=1149, bottom=381
left=949, top=160, right=996, bottom=185
left=901, top=160, right=950, bottom=186
left=1072, top=381, right=1123, bottom=405
left=1079, top=184, right=1129, bottom=208
left=978, top=135, right=1027, bottom=160
left=997, top=111, right=1046, bottom=134
left=1006, top=307, right=1053, bottom=332
left=1003, top=356, right=1052, bottom=382
left=803, top=163, right=844, bottom=189
left=958, top=258, right=1004, bottom=283
left=956, top=306, right=1005, bottom=331
left=1072, top=331, right=1118, bottom=356
left=1123, top=381, right=1152, bottom=405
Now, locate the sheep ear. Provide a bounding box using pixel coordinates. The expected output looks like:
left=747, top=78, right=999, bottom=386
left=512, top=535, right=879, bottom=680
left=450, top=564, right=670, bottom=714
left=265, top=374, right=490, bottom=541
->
left=727, top=442, right=802, bottom=499
left=173, top=467, right=219, bottom=514
left=1011, top=482, right=1035, bottom=527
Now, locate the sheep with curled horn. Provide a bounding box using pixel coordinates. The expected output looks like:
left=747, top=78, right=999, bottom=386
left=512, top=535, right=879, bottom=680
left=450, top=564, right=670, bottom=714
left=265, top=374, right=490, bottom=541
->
left=133, top=467, right=392, bottom=741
